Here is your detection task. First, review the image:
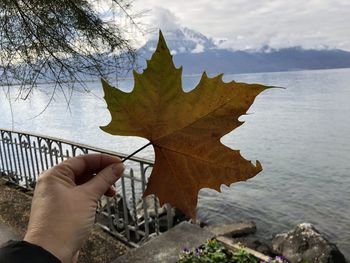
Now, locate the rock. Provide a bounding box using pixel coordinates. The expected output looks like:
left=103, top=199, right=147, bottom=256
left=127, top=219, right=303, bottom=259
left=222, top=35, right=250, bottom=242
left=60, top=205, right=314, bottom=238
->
left=99, top=195, right=134, bottom=231
left=272, top=223, right=346, bottom=263
left=206, top=221, right=274, bottom=256
left=136, top=195, right=170, bottom=220
left=206, top=220, right=256, bottom=238
left=113, top=222, right=214, bottom=263
left=233, top=236, right=273, bottom=255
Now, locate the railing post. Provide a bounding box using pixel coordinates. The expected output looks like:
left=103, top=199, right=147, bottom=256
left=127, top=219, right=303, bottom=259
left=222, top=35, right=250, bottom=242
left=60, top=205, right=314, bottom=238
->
left=1, top=131, right=10, bottom=176
left=9, top=133, right=20, bottom=182
left=121, top=174, right=131, bottom=241
left=130, top=169, right=140, bottom=241
left=140, top=163, right=150, bottom=239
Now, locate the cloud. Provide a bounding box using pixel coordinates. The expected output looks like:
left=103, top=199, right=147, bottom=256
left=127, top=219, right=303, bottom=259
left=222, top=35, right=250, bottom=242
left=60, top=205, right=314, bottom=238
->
left=149, top=7, right=181, bottom=32
left=133, top=0, right=350, bottom=51
left=192, top=44, right=204, bottom=53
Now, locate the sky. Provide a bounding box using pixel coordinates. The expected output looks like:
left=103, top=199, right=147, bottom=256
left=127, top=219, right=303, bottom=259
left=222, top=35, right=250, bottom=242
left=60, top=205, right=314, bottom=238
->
left=130, top=0, right=350, bottom=51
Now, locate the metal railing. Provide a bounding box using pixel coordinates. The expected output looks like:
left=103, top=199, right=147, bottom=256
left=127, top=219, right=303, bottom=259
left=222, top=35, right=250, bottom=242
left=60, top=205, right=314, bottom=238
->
left=0, top=128, right=178, bottom=247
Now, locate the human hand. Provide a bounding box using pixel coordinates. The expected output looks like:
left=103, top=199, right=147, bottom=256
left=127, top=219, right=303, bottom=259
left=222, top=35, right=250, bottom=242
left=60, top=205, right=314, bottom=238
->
left=23, top=154, right=125, bottom=263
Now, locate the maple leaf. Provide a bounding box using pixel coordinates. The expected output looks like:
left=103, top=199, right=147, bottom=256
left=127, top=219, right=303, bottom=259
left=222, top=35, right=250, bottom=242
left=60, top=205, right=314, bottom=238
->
left=101, top=31, right=268, bottom=218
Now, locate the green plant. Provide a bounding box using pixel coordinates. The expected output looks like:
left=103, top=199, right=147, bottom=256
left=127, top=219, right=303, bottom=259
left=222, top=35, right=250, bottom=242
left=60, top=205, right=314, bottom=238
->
left=232, top=248, right=258, bottom=263
left=178, top=239, right=259, bottom=263
left=261, top=256, right=289, bottom=263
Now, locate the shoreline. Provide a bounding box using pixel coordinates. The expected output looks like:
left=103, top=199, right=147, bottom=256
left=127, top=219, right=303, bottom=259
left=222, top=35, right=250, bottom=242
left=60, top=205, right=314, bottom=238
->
left=0, top=179, right=347, bottom=262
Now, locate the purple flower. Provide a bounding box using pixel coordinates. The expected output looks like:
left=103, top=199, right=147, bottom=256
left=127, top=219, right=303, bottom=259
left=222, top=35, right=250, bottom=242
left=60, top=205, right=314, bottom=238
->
left=275, top=255, right=289, bottom=262
left=182, top=247, right=190, bottom=254
left=261, top=256, right=288, bottom=263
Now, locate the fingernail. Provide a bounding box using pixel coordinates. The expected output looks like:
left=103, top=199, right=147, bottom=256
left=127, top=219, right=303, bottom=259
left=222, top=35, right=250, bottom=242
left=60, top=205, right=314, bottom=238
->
left=112, top=163, right=125, bottom=177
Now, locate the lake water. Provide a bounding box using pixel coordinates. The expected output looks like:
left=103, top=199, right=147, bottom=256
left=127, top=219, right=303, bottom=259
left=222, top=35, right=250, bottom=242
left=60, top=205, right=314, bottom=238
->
left=1, top=68, right=349, bottom=257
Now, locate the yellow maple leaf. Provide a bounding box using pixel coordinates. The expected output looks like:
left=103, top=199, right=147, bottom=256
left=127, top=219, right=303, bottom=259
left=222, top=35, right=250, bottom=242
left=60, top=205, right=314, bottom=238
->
left=101, top=31, right=268, bottom=218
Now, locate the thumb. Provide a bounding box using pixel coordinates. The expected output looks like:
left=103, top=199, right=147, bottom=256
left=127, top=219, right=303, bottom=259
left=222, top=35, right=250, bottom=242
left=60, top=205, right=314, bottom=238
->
left=82, top=162, right=125, bottom=199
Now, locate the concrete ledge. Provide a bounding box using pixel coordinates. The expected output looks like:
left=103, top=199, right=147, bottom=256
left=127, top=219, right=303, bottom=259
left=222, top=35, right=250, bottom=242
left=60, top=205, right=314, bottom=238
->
left=0, top=222, right=20, bottom=245
left=205, top=221, right=257, bottom=238
left=113, top=222, right=214, bottom=263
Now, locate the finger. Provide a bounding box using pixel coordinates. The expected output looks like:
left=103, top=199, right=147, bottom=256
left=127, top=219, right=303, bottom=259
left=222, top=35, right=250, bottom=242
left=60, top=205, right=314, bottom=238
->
left=104, top=185, right=116, bottom=197
left=54, top=154, right=122, bottom=183
left=82, top=162, right=124, bottom=199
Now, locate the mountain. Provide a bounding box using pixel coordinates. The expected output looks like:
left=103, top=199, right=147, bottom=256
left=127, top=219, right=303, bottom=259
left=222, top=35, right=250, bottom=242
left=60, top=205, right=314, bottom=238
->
left=138, top=27, right=350, bottom=75
left=172, top=47, right=350, bottom=75
left=140, top=27, right=216, bottom=55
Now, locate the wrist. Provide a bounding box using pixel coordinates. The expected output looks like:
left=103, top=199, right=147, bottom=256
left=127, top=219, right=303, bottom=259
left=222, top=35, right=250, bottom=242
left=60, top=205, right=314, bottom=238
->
left=24, top=232, right=71, bottom=263
left=0, top=240, right=62, bottom=263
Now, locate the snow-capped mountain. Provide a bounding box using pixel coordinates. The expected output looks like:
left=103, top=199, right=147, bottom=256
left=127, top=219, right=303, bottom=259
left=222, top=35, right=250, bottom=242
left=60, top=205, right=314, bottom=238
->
left=140, top=27, right=216, bottom=55
left=137, top=27, right=350, bottom=75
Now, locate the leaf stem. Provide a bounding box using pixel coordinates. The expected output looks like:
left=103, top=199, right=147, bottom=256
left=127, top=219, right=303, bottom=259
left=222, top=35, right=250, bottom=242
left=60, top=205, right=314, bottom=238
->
left=122, top=142, right=152, bottom=162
